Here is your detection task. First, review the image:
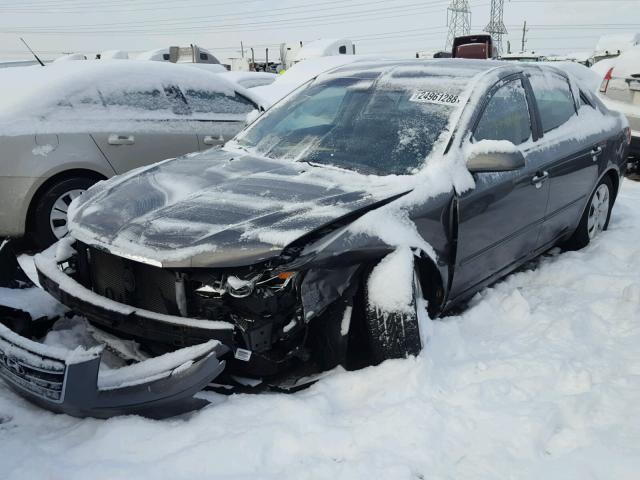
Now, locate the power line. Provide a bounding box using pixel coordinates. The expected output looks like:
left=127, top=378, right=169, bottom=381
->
left=3, top=0, right=445, bottom=30
left=0, top=2, right=448, bottom=35
left=0, top=0, right=263, bottom=13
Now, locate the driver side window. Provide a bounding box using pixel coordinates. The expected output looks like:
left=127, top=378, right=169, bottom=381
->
left=473, top=79, right=532, bottom=146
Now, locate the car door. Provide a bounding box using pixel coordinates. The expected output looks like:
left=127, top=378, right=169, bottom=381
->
left=449, top=75, right=549, bottom=300
left=180, top=88, right=256, bottom=150
left=90, top=87, right=200, bottom=174
left=525, top=70, right=601, bottom=247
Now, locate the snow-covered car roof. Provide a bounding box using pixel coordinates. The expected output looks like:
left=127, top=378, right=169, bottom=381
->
left=544, top=61, right=602, bottom=92
left=595, top=33, right=640, bottom=54
left=293, top=38, right=353, bottom=62
left=0, top=60, right=262, bottom=121
left=610, top=46, right=640, bottom=78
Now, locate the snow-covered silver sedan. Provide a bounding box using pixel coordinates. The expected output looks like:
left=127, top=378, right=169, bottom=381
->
left=0, top=60, right=261, bottom=247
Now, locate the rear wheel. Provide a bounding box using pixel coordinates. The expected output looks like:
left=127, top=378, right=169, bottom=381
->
left=364, top=268, right=427, bottom=364
left=31, top=177, right=97, bottom=249
left=564, top=176, right=614, bottom=250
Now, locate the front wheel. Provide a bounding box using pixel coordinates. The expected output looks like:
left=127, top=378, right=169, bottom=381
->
left=564, top=176, right=614, bottom=250
left=364, top=267, right=427, bottom=364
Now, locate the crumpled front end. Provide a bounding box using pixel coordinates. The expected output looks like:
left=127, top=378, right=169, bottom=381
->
left=31, top=237, right=366, bottom=400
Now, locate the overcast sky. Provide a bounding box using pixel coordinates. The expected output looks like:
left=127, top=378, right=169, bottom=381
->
left=0, top=0, right=638, bottom=61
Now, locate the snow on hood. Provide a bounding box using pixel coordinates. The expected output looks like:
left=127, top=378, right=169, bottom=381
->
left=68, top=148, right=416, bottom=268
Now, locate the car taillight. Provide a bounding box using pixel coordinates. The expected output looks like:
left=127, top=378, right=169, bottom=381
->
left=624, top=126, right=632, bottom=145
left=599, top=67, right=614, bottom=93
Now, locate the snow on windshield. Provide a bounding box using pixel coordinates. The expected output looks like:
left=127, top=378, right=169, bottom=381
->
left=235, top=66, right=473, bottom=176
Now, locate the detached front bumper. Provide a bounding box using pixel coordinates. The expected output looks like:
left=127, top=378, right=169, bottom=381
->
left=0, top=251, right=233, bottom=419
left=0, top=322, right=227, bottom=418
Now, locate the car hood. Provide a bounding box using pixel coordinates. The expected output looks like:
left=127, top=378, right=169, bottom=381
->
left=68, top=148, right=412, bottom=268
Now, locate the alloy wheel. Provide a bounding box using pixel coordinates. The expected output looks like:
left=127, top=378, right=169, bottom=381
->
left=587, top=183, right=610, bottom=240
left=49, top=189, right=85, bottom=240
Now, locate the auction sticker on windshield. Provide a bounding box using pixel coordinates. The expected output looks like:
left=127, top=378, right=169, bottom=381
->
left=409, top=90, right=460, bottom=106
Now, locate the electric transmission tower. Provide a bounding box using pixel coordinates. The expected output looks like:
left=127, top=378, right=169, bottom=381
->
left=485, top=0, right=508, bottom=55
left=445, top=0, right=471, bottom=50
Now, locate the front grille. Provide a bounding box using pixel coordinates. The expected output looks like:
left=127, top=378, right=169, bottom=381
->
left=0, top=339, right=66, bottom=403
left=86, top=247, right=179, bottom=315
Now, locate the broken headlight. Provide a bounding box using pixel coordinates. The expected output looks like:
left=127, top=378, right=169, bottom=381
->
left=194, top=271, right=297, bottom=299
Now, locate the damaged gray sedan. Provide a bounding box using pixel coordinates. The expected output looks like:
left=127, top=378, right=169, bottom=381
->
left=1, top=59, right=630, bottom=418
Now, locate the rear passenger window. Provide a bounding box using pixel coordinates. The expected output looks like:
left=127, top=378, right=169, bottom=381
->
left=528, top=71, right=576, bottom=133
left=101, top=89, right=170, bottom=111
left=473, top=79, right=532, bottom=145
left=183, top=89, right=255, bottom=115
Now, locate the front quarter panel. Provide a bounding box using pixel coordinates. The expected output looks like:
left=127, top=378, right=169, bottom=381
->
left=0, top=133, right=115, bottom=236
left=294, top=190, right=454, bottom=300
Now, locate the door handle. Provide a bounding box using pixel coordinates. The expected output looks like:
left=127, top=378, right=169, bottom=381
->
left=107, top=134, right=135, bottom=145
left=531, top=171, right=549, bottom=189
left=591, top=146, right=603, bottom=161
left=203, top=135, right=223, bottom=146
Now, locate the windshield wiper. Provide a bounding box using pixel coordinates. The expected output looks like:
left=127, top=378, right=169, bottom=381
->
left=298, top=159, right=323, bottom=168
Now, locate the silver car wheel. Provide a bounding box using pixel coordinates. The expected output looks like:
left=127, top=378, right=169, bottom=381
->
left=587, top=183, right=610, bottom=240
left=49, top=189, right=85, bottom=239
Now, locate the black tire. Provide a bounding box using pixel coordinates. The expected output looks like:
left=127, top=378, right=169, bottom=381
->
left=31, top=176, right=97, bottom=249
left=563, top=175, right=614, bottom=251
left=364, top=268, right=424, bottom=364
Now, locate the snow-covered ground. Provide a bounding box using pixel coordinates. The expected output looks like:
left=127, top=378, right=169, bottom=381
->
left=1, top=181, right=640, bottom=479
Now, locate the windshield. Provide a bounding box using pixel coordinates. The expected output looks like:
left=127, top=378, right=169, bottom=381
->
left=235, top=72, right=470, bottom=175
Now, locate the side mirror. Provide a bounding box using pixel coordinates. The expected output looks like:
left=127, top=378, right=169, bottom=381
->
left=467, top=146, right=525, bottom=173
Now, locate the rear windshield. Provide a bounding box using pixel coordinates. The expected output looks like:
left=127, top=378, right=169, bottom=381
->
left=235, top=72, right=470, bottom=175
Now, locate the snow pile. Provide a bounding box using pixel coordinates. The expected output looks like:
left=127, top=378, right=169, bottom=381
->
left=608, top=46, right=640, bottom=78
left=97, top=340, right=218, bottom=390
left=466, top=139, right=519, bottom=156
left=0, top=181, right=639, bottom=478
left=0, top=285, right=66, bottom=320
left=367, top=246, right=416, bottom=314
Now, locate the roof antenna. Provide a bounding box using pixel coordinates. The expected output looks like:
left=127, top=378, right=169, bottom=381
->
left=19, top=37, right=45, bottom=66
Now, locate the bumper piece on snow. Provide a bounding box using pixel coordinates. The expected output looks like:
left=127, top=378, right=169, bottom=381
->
left=0, top=322, right=228, bottom=418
